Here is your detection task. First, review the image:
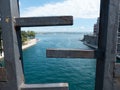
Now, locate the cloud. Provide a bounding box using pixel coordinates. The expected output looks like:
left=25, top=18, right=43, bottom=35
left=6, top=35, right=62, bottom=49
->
left=21, top=0, right=100, bottom=19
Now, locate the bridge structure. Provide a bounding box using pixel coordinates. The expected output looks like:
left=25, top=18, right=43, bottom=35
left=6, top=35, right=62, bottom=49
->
left=0, top=0, right=120, bottom=90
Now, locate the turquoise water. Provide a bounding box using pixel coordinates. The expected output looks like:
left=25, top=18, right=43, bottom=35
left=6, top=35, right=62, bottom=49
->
left=23, top=33, right=96, bottom=90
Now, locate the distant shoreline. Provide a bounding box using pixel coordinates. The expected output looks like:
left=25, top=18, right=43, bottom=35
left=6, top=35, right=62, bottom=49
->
left=22, top=39, right=38, bottom=50
left=0, top=38, right=38, bottom=59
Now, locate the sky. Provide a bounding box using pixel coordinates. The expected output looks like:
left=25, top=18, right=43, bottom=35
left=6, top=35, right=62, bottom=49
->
left=19, top=0, right=100, bottom=32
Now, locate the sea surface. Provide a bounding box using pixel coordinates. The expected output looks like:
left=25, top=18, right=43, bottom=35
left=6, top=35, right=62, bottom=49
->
left=23, top=33, right=96, bottom=90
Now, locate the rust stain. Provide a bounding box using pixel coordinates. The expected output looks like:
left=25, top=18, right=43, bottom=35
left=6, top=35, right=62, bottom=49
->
left=0, top=68, right=7, bottom=81
left=5, top=18, right=10, bottom=23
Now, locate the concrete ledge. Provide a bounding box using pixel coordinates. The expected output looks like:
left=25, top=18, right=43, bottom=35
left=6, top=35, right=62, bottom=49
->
left=20, top=83, right=69, bottom=90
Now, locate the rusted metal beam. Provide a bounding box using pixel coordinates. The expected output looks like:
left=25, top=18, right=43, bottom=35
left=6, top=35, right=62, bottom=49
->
left=15, top=16, right=73, bottom=27
left=46, top=49, right=95, bottom=59
left=0, top=68, right=7, bottom=81
left=21, top=83, right=68, bottom=90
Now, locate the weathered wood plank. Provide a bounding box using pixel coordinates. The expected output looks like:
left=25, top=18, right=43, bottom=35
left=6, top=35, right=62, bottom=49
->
left=15, top=16, right=73, bottom=27
left=21, top=83, right=68, bottom=90
left=46, top=49, right=95, bottom=58
left=0, top=68, right=7, bottom=81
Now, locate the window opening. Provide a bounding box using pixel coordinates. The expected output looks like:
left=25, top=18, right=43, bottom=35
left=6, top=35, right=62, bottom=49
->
left=20, top=0, right=100, bottom=90
left=0, top=0, right=119, bottom=90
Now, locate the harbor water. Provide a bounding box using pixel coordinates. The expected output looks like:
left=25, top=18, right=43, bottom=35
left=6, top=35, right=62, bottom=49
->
left=23, top=33, right=96, bottom=90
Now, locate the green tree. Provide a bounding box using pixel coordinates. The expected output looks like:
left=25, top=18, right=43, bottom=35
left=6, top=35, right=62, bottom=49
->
left=21, top=31, right=28, bottom=44
left=27, top=31, right=35, bottom=39
left=21, top=31, right=36, bottom=44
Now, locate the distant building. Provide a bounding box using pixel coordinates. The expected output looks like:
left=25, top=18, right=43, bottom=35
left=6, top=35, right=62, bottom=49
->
left=93, top=18, right=99, bottom=35
left=82, top=17, right=120, bottom=59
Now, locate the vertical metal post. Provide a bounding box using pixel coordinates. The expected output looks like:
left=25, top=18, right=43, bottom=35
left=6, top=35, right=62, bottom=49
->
left=0, top=0, right=24, bottom=90
left=15, top=27, right=24, bottom=71
left=95, top=0, right=119, bottom=90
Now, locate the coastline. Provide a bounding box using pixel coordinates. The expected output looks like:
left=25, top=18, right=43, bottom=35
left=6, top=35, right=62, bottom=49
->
left=0, top=38, right=38, bottom=59
left=22, top=39, right=38, bottom=50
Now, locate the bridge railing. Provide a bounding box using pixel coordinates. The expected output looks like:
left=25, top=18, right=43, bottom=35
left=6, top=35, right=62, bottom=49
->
left=0, top=0, right=120, bottom=90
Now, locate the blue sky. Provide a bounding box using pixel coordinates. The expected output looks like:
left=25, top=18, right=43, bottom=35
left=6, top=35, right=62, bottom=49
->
left=19, top=0, right=100, bottom=32
left=20, top=0, right=65, bottom=10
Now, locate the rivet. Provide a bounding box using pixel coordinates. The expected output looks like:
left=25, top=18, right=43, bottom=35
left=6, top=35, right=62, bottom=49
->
left=5, top=18, right=10, bottom=23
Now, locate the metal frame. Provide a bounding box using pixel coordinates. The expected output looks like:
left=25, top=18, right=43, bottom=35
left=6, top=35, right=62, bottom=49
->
left=95, top=0, right=119, bottom=90
left=47, top=49, right=95, bottom=58
left=15, top=16, right=73, bottom=27
left=0, top=0, right=120, bottom=90
left=0, top=0, right=72, bottom=90
left=0, top=0, right=23, bottom=90
left=46, top=0, right=120, bottom=90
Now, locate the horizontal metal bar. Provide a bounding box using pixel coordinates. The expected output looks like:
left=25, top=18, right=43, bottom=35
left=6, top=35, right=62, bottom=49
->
left=15, top=16, right=73, bottom=27
left=114, top=63, right=120, bottom=78
left=0, top=67, right=7, bottom=82
left=46, top=49, right=95, bottom=59
left=20, top=83, right=68, bottom=90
